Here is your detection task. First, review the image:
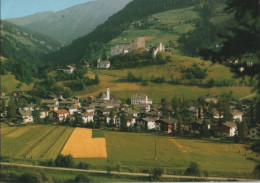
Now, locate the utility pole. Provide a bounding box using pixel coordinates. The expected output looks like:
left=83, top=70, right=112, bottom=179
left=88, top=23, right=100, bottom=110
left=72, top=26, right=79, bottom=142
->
left=154, top=139, right=157, bottom=161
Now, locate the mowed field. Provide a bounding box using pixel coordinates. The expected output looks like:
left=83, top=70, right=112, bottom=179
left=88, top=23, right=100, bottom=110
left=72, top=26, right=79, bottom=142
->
left=1, top=124, right=259, bottom=178
left=1, top=123, right=74, bottom=160
left=61, top=128, right=107, bottom=158
left=80, top=131, right=259, bottom=177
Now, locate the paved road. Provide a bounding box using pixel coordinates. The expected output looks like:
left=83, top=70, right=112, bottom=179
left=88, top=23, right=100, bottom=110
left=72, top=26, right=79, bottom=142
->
left=1, top=162, right=259, bottom=182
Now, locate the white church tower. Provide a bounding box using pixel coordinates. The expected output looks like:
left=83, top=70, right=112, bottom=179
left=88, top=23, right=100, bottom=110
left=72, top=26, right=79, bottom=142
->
left=106, top=86, right=110, bottom=101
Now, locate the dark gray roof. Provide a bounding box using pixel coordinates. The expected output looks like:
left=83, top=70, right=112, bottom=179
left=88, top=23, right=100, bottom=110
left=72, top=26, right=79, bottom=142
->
left=158, top=117, right=178, bottom=124
left=19, top=110, right=32, bottom=116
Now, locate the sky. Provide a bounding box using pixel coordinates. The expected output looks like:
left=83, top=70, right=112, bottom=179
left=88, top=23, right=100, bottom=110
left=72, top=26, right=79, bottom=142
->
left=1, top=0, right=93, bottom=19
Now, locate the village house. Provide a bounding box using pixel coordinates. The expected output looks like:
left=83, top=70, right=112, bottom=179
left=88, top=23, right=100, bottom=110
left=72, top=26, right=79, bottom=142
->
left=63, top=65, right=75, bottom=74
left=249, top=124, right=260, bottom=140
left=231, top=109, right=243, bottom=122
left=42, top=99, right=59, bottom=106
left=97, top=58, right=110, bottom=69
left=54, top=110, right=69, bottom=122
left=217, top=122, right=237, bottom=137
left=137, top=104, right=151, bottom=112
left=19, top=110, right=33, bottom=123
left=46, top=104, right=59, bottom=111
left=81, top=112, right=94, bottom=123
left=82, top=106, right=95, bottom=113
left=141, top=117, right=156, bottom=130
left=190, top=121, right=211, bottom=134
left=131, top=93, right=152, bottom=105
left=40, top=110, right=49, bottom=119
left=126, top=117, right=136, bottom=127
left=126, top=109, right=139, bottom=117
left=66, top=106, right=79, bottom=115
left=156, top=117, right=178, bottom=133
left=20, top=104, right=37, bottom=111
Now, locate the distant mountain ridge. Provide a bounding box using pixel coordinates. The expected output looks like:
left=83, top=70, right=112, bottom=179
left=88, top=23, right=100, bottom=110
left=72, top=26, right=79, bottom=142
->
left=44, top=0, right=200, bottom=65
left=7, top=0, right=132, bottom=45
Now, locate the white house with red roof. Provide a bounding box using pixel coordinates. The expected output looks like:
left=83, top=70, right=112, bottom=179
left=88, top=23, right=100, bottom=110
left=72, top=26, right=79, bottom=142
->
left=54, top=110, right=69, bottom=121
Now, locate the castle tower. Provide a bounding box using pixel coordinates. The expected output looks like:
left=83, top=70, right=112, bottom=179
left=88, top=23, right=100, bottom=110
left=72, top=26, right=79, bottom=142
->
left=106, top=87, right=110, bottom=101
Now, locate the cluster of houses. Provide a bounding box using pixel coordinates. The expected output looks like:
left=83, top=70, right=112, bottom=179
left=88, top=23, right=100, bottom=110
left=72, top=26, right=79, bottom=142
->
left=1, top=89, right=259, bottom=140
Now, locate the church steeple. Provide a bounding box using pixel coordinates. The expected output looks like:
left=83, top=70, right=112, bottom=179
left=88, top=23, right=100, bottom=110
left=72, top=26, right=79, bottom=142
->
left=106, top=86, right=110, bottom=100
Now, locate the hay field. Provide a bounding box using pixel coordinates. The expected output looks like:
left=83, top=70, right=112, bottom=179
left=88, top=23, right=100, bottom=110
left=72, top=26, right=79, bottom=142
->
left=61, top=128, right=107, bottom=158
left=1, top=125, right=74, bottom=160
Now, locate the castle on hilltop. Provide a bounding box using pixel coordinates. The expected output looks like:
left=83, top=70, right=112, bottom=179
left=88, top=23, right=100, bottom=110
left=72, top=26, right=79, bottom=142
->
left=111, top=37, right=145, bottom=56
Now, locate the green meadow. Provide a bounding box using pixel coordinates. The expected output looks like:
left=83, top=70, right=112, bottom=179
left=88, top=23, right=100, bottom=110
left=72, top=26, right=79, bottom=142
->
left=1, top=124, right=259, bottom=178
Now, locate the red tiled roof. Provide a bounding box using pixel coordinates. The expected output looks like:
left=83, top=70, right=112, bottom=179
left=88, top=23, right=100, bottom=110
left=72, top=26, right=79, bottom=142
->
left=54, top=110, right=69, bottom=114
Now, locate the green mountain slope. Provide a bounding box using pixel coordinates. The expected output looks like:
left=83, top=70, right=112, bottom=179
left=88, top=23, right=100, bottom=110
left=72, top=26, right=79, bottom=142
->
left=1, top=20, right=61, bottom=57
left=44, top=0, right=201, bottom=65
left=0, top=20, right=61, bottom=87
left=7, top=0, right=132, bottom=45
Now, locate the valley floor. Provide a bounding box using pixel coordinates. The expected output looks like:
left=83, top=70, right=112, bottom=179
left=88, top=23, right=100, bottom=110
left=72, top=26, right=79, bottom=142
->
left=1, top=123, right=259, bottom=180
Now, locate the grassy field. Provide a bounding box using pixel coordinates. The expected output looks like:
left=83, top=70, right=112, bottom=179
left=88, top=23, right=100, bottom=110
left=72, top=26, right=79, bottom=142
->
left=78, top=72, right=252, bottom=103
left=95, top=54, right=235, bottom=81
left=110, top=7, right=198, bottom=53
left=1, top=72, right=34, bottom=93
left=78, top=130, right=259, bottom=177
left=2, top=124, right=258, bottom=178
left=1, top=124, right=74, bottom=161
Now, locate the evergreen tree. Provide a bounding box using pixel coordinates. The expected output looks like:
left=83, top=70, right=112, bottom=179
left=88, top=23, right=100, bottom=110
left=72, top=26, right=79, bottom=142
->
left=1, top=99, right=6, bottom=114
left=200, top=119, right=209, bottom=136
left=201, top=0, right=260, bottom=93
left=120, top=113, right=127, bottom=131
left=32, top=110, right=41, bottom=123
left=176, top=113, right=183, bottom=136
left=7, top=99, right=17, bottom=118
left=238, top=121, right=248, bottom=142
left=95, top=74, right=100, bottom=84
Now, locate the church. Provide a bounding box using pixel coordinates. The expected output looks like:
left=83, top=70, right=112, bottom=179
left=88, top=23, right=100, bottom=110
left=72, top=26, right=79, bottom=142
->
left=100, top=87, right=110, bottom=101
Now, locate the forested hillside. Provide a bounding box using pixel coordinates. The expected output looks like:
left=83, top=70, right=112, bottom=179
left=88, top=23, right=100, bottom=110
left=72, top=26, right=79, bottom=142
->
left=7, top=0, right=132, bottom=45
left=44, top=0, right=201, bottom=65
left=0, top=20, right=61, bottom=84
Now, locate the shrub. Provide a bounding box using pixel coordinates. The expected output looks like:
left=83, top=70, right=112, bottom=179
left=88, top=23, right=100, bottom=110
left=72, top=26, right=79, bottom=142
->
left=106, top=165, right=113, bottom=175
left=78, top=162, right=91, bottom=169
left=152, top=167, right=164, bottom=180
left=74, top=174, right=91, bottom=183
left=185, top=162, right=200, bottom=176
left=254, top=164, right=260, bottom=178
left=19, top=172, right=44, bottom=183
left=115, top=161, right=122, bottom=173
left=54, top=154, right=75, bottom=168
left=251, top=142, right=260, bottom=153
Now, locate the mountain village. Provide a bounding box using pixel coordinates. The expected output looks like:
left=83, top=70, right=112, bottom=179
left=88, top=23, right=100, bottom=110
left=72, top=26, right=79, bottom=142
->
left=1, top=84, right=259, bottom=141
